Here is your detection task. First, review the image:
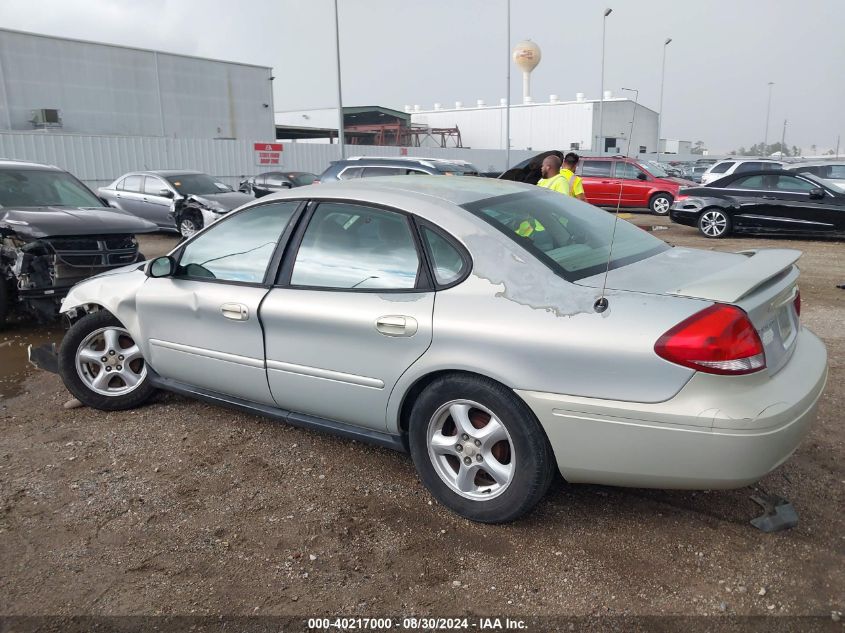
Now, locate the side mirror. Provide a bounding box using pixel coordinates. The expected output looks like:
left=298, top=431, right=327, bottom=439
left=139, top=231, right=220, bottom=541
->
left=159, top=188, right=175, bottom=198
left=637, top=172, right=648, bottom=181
left=147, top=255, right=175, bottom=278
left=809, top=188, right=825, bottom=200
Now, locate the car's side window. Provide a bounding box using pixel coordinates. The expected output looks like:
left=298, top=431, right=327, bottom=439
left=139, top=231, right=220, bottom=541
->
left=175, top=202, right=298, bottom=283
left=338, top=167, right=363, bottom=180
left=421, top=226, right=466, bottom=286
left=361, top=167, right=402, bottom=178
left=122, top=175, right=142, bottom=193
left=290, top=202, right=420, bottom=290
left=143, top=176, right=167, bottom=196
left=581, top=161, right=612, bottom=177
left=266, top=173, right=285, bottom=187
left=775, top=176, right=816, bottom=192
left=730, top=175, right=768, bottom=190
left=614, top=162, right=641, bottom=180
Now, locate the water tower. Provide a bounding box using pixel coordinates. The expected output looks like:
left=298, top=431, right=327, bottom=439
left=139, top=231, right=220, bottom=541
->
left=512, top=40, right=541, bottom=104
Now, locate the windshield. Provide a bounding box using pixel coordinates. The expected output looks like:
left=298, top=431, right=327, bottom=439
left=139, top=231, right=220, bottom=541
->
left=166, top=173, right=232, bottom=195
left=644, top=161, right=669, bottom=177
left=462, top=190, right=669, bottom=281
left=0, top=169, right=103, bottom=208
left=291, top=173, right=317, bottom=186
left=436, top=163, right=480, bottom=176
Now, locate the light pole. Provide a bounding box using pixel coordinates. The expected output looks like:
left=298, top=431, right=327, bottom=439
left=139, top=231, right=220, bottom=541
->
left=656, top=37, right=671, bottom=162
left=781, top=119, right=787, bottom=158
left=505, top=0, right=511, bottom=168
left=763, top=81, right=774, bottom=153
left=333, top=0, right=345, bottom=159
left=598, top=7, right=612, bottom=155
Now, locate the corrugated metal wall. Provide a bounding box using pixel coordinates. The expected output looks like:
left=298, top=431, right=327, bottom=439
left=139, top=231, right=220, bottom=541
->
left=0, top=131, right=538, bottom=188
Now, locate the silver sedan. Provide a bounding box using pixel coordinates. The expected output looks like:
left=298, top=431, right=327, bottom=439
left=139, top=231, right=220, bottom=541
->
left=56, top=177, right=829, bottom=523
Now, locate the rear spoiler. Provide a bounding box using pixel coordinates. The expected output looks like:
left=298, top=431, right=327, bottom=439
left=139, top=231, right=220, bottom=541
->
left=668, top=249, right=801, bottom=303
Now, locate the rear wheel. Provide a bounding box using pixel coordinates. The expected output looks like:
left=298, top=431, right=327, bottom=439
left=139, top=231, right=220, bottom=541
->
left=698, top=208, right=732, bottom=238
left=58, top=311, right=156, bottom=411
left=408, top=374, right=556, bottom=523
left=649, top=193, right=673, bottom=215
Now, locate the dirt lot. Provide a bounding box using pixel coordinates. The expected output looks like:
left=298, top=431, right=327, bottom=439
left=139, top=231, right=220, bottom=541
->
left=1, top=217, right=843, bottom=624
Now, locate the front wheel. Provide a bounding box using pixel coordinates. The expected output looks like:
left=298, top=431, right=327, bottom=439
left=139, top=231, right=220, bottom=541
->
left=698, top=208, right=732, bottom=238
left=178, top=210, right=203, bottom=238
left=408, top=374, right=556, bottom=523
left=58, top=311, right=156, bottom=411
left=649, top=193, right=673, bottom=215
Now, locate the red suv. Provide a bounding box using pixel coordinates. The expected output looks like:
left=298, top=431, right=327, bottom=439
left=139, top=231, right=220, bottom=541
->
left=576, top=157, right=695, bottom=215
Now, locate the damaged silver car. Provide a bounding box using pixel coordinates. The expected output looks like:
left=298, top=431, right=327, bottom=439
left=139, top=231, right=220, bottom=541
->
left=0, top=160, right=156, bottom=325
left=56, top=177, right=828, bottom=523
left=99, top=170, right=254, bottom=238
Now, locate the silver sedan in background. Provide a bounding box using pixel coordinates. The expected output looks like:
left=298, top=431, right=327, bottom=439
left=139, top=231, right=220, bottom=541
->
left=56, top=177, right=828, bottom=523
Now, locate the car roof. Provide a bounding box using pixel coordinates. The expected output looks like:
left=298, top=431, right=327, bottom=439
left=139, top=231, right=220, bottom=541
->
left=712, top=169, right=832, bottom=186
left=278, top=175, right=533, bottom=206
left=146, top=170, right=204, bottom=176
left=0, top=159, right=64, bottom=171
left=787, top=161, right=845, bottom=168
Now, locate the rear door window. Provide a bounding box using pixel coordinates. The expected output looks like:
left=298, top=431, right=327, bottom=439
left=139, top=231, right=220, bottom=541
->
left=710, top=161, right=735, bottom=174
left=361, top=167, right=403, bottom=178
left=122, top=175, right=142, bottom=193
left=421, top=226, right=466, bottom=286
left=581, top=161, right=612, bottom=177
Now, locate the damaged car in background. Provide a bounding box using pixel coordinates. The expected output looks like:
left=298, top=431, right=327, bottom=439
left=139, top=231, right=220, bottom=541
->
left=99, top=170, right=254, bottom=238
left=0, top=160, right=156, bottom=326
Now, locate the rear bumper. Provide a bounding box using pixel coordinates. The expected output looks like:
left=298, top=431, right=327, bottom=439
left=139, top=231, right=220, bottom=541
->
left=517, top=328, right=828, bottom=489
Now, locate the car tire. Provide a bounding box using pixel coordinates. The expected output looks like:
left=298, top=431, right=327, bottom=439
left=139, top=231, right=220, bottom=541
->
left=178, top=210, right=203, bottom=238
left=408, top=373, right=556, bottom=523
left=649, top=192, right=673, bottom=215
left=698, top=208, right=732, bottom=238
left=58, top=311, right=156, bottom=411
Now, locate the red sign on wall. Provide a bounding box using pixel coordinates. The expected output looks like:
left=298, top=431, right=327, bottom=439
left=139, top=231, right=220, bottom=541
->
left=254, top=142, right=283, bottom=165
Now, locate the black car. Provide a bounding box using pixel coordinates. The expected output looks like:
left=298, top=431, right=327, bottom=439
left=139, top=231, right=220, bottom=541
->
left=239, top=171, right=318, bottom=197
left=99, top=171, right=254, bottom=238
left=318, top=157, right=480, bottom=182
left=670, top=170, right=845, bottom=238
left=0, top=160, right=156, bottom=325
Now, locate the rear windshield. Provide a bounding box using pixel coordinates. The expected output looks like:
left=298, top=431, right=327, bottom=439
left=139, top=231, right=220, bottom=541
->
left=462, top=190, right=668, bottom=281
left=166, top=173, right=231, bottom=195
left=0, top=169, right=103, bottom=208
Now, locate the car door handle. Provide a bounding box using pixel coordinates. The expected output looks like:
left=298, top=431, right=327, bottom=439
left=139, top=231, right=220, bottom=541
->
left=375, top=315, right=418, bottom=337
left=221, top=303, right=249, bottom=321
left=761, top=195, right=778, bottom=200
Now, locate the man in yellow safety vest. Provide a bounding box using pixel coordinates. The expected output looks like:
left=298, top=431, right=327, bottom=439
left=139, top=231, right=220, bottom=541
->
left=560, top=152, right=586, bottom=200
left=536, top=155, right=569, bottom=195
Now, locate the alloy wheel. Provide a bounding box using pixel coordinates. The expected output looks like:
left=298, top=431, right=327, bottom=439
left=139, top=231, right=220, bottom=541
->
left=652, top=196, right=671, bottom=215
left=700, top=210, right=728, bottom=237
left=426, top=399, right=515, bottom=500
left=179, top=218, right=198, bottom=238
left=75, top=326, right=146, bottom=396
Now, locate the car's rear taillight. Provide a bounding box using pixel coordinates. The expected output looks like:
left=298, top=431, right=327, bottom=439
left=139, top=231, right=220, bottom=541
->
left=654, top=304, right=766, bottom=375
left=793, top=289, right=801, bottom=318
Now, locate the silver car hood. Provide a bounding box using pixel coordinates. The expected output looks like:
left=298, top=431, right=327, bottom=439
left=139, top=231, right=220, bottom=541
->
left=576, top=247, right=802, bottom=303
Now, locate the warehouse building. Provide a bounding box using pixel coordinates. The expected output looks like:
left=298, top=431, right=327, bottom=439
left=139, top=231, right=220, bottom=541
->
left=0, top=28, right=275, bottom=139
left=408, top=92, right=660, bottom=155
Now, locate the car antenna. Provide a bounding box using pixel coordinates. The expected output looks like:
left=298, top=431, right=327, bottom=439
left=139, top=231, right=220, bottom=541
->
left=594, top=87, right=639, bottom=313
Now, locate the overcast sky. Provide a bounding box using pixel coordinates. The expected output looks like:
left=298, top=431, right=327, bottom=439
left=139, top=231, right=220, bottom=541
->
left=1, top=0, right=842, bottom=152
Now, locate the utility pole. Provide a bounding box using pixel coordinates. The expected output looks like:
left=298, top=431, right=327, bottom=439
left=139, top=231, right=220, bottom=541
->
left=333, top=0, right=345, bottom=159
left=836, top=135, right=841, bottom=159
left=656, top=37, right=671, bottom=162
left=598, top=8, right=612, bottom=155
left=781, top=119, right=787, bottom=158
left=763, top=81, right=774, bottom=153
left=505, top=0, right=511, bottom=168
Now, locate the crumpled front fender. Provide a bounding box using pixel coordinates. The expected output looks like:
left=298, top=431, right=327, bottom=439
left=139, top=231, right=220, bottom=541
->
left=60, top=268, right=148, bottom=342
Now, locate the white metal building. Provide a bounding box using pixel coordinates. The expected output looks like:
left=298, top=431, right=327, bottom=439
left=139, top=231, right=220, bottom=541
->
left=0, top=28, right=275, bottom=140
left=409, top=93, right=659, bottom=155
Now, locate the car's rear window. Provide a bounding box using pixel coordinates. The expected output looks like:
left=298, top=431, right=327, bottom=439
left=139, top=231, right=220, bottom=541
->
left=462, top=190, right=668, bottom=281
left=434, top=163, right=479, bottom=176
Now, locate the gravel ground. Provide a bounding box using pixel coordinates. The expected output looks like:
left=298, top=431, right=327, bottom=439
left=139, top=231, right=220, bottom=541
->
left=1, top=217, right=843, bottom=622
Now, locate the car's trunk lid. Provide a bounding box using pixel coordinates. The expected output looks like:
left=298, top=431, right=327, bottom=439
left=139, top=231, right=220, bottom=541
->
left=576, top=247, right=802, bottom=375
